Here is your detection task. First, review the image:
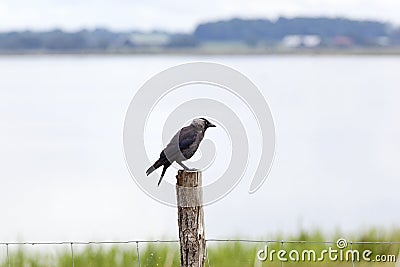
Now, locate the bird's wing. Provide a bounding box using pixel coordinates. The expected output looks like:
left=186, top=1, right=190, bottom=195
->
left=161, top=126, right=197, bottom=161
left=178, top=126, right=198, bottom=150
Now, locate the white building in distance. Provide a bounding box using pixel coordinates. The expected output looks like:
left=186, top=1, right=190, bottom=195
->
left=282, top=35, right=321, bottom=48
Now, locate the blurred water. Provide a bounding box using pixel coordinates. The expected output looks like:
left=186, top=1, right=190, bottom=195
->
left=0, top=55, right=399, bottom=242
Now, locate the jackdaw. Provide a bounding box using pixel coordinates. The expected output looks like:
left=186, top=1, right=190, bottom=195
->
left=146, top=118, right=216, bottom=186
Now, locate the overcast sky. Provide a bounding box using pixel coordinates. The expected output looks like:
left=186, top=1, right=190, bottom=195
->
left=0, top=0, right=399, bottom=32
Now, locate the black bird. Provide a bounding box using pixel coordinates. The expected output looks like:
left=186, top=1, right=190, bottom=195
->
left=146, top=118, right=216, bottom=186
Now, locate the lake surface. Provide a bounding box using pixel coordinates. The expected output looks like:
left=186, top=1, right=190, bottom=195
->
left=0, top=55, right=399, bottom=242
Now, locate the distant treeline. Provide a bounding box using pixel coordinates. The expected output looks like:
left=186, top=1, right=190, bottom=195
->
left=195, top=17, right=397, bottom=44
left=1, top=17, right=399, bottom=52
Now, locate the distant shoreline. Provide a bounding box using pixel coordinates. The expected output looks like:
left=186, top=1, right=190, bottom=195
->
left=1, top=48, right=400, bottom=56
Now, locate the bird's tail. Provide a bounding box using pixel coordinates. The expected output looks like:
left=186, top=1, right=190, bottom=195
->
left=157, top=162, right=171, bottom=186
left=157, top=176, right=163, bottom=186
left=146, top=159, right=163, bottom=176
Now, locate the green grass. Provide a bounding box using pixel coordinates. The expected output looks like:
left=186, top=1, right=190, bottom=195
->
left=1, top=228, right=399, bottom=267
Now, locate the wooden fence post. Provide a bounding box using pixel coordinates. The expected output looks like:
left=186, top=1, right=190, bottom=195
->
left=176, top=170, right=206, bottom=267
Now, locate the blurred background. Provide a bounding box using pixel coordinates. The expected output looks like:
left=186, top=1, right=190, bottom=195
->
left=0, top=0, right=399, bottom=245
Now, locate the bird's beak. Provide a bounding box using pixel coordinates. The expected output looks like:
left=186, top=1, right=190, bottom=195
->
left=208, top=122, right=216, bottom=128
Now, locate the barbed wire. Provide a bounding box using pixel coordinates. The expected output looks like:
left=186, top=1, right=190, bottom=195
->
left=1, top=239, right=399, bottom=246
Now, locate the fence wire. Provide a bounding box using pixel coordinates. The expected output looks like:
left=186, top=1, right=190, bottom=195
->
left=1, top=239, right=399, bottom=267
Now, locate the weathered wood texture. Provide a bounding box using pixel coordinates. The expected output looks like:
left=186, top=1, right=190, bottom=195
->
left=176, top=170, right=206, bottom=267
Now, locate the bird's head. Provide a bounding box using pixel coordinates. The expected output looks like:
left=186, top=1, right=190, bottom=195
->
left=192, top=118, right=216, bottom=131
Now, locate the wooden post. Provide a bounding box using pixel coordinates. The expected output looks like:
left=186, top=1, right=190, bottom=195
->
left=176, top=170, right=206, bottom=267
